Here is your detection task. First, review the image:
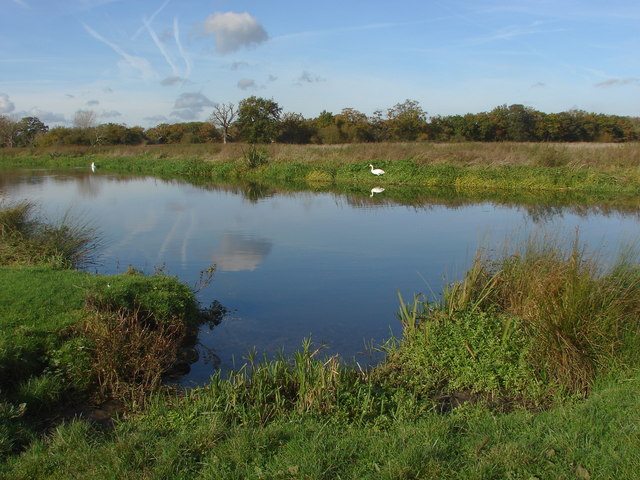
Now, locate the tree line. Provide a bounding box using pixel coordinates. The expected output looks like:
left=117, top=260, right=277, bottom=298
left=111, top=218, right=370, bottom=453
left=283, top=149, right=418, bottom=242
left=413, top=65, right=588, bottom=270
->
left=1, top=97, right=638, bottom=148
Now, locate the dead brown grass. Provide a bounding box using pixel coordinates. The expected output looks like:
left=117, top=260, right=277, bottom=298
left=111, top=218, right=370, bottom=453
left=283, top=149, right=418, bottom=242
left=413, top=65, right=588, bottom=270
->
left=83, top=308, right=186, bottom=406
left=6, top=141, right=639, bottom=169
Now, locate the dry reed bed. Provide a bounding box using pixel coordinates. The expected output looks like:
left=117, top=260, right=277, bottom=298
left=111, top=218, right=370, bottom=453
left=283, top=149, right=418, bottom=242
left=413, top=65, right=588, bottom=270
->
left=4, top=142, right=639, bottom=169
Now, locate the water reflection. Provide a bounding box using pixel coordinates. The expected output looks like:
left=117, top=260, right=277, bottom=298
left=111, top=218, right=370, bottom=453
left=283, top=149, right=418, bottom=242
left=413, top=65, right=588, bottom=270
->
left=213, top=233, right=272, bottom=271
left=370, top=187, right=385, bottom=197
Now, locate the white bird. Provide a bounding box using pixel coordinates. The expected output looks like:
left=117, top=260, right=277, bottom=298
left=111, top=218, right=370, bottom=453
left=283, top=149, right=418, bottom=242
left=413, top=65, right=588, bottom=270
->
left=90, top=162, right=96, bottom=172
left=369, top=164, right=385, bottom=176
left=370, top=187, right=385, bottom=197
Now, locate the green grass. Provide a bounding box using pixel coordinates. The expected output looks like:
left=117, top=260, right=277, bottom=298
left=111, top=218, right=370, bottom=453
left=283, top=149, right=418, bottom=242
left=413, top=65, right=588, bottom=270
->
left=0, top=202, right=214, bottom=457
left=1, top=367, right=637, bottom=479
left=0, top=264, right=207, bottom=458
left=0, top=201, right=100, bottom=268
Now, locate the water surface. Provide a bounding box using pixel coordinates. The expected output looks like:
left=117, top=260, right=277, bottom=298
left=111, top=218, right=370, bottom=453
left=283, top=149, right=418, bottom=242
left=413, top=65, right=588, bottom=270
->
left=3, top=169, right=639, bottom=385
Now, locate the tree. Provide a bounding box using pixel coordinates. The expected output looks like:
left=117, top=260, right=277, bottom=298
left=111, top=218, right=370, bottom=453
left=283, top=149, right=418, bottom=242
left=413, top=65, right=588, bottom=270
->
left=335, top=108, right=374, bottom=142
left=0, top=115, right=17, bottom=147
left=14, top=117, right=48, bottom=146
left=73, top=110, right=97, bottom=130
left=277, top=112, right=315, bottom=144
left=236, top=96, right=282, bottom=143
left=386, top=99, right=427, bottom=141
left=208, top=103, right=237, bottom=144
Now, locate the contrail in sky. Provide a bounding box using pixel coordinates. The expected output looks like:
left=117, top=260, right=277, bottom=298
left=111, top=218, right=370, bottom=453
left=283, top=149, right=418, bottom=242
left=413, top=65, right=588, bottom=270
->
left=83, top=23, right=156, bottom=79
left=173, top=17, right=192, bottom=79
left=133, top=0, right=172, bottom=39
left=144, top=17, right=179, bottom=75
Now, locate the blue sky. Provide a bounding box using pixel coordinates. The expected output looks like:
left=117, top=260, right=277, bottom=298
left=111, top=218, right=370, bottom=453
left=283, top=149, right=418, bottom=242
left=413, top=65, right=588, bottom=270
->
left=1, top=0, right=639, bottom=127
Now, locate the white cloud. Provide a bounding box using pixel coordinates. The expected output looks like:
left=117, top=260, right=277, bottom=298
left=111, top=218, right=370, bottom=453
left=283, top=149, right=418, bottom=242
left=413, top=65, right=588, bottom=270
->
left=19, top=108, right=65, bottom=123
left=231, top=61, right=249, bottom=70
left=173, top=17, right=192, bottom=79
left=144, top=114, right=169, bottom=124
left=213, top=233, right=272, bottom=271
left=237, top=78, right=257, bottom=90
left=0, top=93, right=15, bottom=113
left=87, top=99, right=100, bottom=106
left=132, top=0, right=172, bottom=40
left=203, top=11, right=268, bottom=54
left=171, top=92, right=215, bottom=120
left=144, top=17, right=179, bottom=76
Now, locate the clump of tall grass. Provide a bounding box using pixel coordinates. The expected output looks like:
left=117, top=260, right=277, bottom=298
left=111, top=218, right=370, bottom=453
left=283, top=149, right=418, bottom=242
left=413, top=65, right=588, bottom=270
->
left=427, top=233, right=640, bottom=396
left=81, top=270, right=211, bottom=406
left=243, top=144, right=269, bottom=168
left=82, top=307, right=186, bottom=406
left=0, top=201, right=100, bottom=268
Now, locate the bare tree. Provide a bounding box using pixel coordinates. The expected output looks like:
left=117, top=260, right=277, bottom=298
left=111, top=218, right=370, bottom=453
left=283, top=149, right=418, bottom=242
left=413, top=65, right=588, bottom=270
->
left=208, top=103, right=237, bottom=144
left=73, top=110, right=97, bottom=130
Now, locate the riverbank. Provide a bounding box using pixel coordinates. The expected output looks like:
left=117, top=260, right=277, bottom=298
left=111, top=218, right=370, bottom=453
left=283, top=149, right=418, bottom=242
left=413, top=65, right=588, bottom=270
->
left=2, top=142, right=640, bottom=196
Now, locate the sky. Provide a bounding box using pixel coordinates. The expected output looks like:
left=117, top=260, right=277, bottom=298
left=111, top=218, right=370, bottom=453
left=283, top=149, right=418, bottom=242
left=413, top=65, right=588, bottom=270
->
left=1, top=0, right=639, bottom=128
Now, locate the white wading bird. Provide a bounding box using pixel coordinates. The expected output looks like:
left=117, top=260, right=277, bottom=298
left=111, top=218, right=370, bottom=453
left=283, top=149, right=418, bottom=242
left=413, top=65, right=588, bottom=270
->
left=90, top=162, right=96, bottom=172
left=369, top=164, right=385, bottom=176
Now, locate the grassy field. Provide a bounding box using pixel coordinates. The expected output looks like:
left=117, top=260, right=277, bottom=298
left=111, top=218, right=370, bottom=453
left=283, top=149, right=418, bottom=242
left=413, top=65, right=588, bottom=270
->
left=2, top=148, right=639, bottom=478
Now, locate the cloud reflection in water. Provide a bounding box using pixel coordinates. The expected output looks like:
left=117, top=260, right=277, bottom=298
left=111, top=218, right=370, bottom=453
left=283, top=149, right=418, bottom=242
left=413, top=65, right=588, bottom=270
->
left=213, top=233, right=272, bottom=271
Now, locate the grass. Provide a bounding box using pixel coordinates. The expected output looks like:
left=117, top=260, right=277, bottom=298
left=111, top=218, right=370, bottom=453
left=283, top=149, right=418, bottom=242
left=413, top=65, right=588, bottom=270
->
left=0, top=201, right=100, bottom=268
left=1, top=366, right=637, bottom=478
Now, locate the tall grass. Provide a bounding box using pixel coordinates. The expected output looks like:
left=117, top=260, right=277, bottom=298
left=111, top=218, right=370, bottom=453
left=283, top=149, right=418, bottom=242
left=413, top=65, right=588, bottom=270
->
left=0, top=201, right=100, bottom=268
left=202, top=338, right=383, bottom=426
left=2, top=141, right=638, bottom=168
left=426, top=233, right=640, bottom=395
left=82, top=307, right=186, bottom=406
